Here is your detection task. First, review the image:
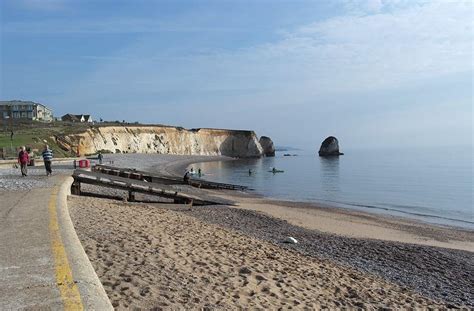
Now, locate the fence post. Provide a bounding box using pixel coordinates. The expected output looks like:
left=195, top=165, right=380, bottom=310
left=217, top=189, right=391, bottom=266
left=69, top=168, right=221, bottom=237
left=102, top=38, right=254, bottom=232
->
left=71, top=181, right=81, bottom=195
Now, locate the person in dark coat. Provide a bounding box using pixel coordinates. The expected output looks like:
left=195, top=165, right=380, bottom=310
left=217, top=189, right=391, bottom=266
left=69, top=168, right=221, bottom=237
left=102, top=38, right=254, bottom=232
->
left=183, top=171, right=190, bottom=183
left=17, top=146, right=29, bottom=177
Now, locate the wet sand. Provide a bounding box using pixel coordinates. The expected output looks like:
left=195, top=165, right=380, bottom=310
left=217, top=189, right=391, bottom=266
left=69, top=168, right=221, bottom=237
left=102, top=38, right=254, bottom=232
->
left=69, top=154, right=474, bottom=309
left=228, top=196, right=474, bottom=252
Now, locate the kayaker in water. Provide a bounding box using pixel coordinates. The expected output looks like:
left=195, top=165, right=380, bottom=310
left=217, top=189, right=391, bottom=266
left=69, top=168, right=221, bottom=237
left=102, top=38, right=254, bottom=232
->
left=272, top=167, right=277, bottom=173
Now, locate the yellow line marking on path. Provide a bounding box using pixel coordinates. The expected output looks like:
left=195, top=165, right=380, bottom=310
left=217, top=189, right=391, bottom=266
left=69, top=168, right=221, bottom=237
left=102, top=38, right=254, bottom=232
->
left=49, top=188, right=84, bottom=310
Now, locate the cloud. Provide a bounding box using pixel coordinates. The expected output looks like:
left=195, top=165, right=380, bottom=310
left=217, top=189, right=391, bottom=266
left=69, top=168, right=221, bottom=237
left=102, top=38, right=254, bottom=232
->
left=63, top=0, right=472, bottom=104
left=277, top=0, right=472, bottom=91
left=341, top=0, right=432, bottom=14
left=343, top=0, right=383, bottom=13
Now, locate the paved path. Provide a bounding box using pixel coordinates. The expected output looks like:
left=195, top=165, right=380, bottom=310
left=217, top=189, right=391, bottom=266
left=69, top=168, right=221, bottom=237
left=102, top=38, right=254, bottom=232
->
left=0, top=174, right=112, bottom=310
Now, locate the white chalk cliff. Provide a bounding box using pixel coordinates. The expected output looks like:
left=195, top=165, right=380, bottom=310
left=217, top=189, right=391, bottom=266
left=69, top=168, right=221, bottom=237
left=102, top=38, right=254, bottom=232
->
left=259, top=136, right=276, bottom=157
left=56, top=126, right=266, bottom=158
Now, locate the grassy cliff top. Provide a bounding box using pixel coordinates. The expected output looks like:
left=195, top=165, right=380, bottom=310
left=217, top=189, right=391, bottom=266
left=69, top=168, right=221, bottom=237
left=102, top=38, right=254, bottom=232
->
left=0, top=120, right=87, bottom=158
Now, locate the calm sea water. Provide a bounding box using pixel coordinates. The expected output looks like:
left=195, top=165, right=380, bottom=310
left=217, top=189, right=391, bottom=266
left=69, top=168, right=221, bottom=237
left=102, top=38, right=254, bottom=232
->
left=192, top=147, right=473, bottom=229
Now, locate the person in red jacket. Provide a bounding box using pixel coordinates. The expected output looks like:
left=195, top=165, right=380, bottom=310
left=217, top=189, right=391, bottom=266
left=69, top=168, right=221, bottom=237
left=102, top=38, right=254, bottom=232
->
left=18, top=146, right=30, bottom=177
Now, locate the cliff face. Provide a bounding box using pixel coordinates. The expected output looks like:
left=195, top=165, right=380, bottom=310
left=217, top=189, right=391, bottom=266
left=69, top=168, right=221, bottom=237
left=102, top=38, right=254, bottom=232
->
left=259, top=136, right=275, bottom=157
left=58, top=126, right=264, bottom=158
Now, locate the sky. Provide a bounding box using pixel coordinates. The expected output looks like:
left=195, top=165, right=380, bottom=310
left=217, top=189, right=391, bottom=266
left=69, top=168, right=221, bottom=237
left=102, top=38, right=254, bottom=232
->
left=0, top=0, right=472, bottom=150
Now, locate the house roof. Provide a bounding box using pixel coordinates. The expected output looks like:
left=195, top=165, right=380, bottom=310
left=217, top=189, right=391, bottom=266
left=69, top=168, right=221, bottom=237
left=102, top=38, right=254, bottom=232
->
left=0, top=100, right=52, bottom=111
left=62, top=113, right=93, bottom=121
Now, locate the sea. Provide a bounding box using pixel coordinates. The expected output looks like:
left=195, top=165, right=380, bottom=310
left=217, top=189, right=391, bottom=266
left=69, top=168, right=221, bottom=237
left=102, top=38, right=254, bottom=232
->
left=191, top=147, right=473, bottom=229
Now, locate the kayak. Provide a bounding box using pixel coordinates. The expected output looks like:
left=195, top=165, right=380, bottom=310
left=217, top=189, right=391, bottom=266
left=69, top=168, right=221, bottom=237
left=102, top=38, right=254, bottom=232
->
left=189, top=172, right=205, bottom=177
left=268, top=170, right=284, bottom=173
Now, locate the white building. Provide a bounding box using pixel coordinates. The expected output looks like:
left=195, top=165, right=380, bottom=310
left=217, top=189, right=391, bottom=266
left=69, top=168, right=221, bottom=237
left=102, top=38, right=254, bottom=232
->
left=0, top=100, right=53, bottom=122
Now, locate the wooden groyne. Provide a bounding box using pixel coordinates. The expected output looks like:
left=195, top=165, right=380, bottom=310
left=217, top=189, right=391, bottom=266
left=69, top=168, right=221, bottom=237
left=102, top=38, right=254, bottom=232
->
left=72, top=170, right=234, bottom=206
left=92, top=164, right=249, bottom=191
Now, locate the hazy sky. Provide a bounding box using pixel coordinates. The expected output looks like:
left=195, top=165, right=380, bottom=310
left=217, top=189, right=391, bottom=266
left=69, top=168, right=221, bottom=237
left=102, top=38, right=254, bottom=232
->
left=1, top=0, right=472, bottom=149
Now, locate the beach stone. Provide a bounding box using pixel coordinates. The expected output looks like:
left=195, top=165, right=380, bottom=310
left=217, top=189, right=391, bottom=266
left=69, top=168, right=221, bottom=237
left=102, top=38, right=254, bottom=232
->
left=318, top=136, right=344, bottom=156
left=259, top=136, right=275, bottom=157
left=239, top=267, right=252, bottom=274
left=284, top=237, right=298, bottom=244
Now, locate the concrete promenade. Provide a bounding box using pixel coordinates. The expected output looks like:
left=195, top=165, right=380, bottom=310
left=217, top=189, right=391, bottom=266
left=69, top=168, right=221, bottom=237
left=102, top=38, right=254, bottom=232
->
left=0, top=173, right=112, bottom=310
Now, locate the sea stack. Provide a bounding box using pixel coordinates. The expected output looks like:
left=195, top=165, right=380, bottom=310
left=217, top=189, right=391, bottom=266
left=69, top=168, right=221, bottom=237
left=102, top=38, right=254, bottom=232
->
left=259, top=136, right=275, bottom=157
left=318, top=136, right=344, bottom=156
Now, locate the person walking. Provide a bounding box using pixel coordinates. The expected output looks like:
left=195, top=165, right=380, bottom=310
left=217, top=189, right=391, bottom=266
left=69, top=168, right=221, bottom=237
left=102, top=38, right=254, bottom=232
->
left=42, top=145, right=54, bottom=176
left=98, top=152, right=103, bottom=164
left=17, top=146, right=29, bottom=177
left=183, top=171, right=190, bottom=183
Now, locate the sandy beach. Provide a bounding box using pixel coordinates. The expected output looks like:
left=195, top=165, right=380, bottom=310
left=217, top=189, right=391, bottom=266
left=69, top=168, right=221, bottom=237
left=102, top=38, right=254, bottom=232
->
left=70, top=196, right=445, bottom=309
left=69, top=154, right=474, bottom=309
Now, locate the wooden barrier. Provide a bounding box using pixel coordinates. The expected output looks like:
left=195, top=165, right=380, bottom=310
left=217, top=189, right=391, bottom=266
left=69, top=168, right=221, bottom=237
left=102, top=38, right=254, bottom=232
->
left=72, top=170, right=234, bottom=206
left=92, top=164, right=249, bottom=191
